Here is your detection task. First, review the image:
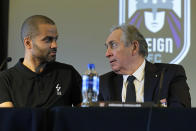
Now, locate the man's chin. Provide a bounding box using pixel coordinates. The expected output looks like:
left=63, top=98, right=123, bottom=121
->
left=47, top=57, right=56, bottom=62
left=113, top=70, right=122, bottom=74
left=111, top=67, right=121, bottom=74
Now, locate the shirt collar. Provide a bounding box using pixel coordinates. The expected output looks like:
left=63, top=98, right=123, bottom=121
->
left=123, top=60, right=146, bottom=82
left=16, top=58, right=37, bottom=78
left=16, top=58, right=52, bottom=79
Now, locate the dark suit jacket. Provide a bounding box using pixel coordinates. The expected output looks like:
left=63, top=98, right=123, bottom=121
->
left=98, top=61, right=191, bottom=107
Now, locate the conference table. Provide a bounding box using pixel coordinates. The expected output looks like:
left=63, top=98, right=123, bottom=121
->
left=0, top=107, right=196, bottom=131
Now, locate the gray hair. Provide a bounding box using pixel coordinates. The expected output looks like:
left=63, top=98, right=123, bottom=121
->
left=21, top=15, right=55, bottom=43
left=110, top=24, right=148, bottom=57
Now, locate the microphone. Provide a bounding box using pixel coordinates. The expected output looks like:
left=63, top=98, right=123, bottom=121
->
left=156, top=68, right=166, bottom=107
left=0, top=57, right=12, bottom=71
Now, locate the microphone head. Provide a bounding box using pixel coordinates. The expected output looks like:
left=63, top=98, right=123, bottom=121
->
left=7, top=57, right=12, bottom=62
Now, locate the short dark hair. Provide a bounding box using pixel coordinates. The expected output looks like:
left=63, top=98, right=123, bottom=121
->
left=21, top=15, right=55, bottom=43
left=111, top=24, right=148, bottom=57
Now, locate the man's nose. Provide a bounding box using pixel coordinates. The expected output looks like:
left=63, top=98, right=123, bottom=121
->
left=105, top=48, right=112, bottom=58
left=51, top=41, right=57, bottom=48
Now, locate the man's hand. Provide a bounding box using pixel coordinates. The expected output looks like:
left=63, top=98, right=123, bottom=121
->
left=0, top=102, right=14, bottom=107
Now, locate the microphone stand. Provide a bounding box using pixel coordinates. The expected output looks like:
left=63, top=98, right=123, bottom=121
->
left=0, top=57, right=12, bottom=71
left=156, top=68, right=166, bottom=107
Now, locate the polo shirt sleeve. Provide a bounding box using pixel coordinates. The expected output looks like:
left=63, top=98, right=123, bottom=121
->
left=0, top=72, right=12, bottom=104
left=71, top=67, right=82, bottom=106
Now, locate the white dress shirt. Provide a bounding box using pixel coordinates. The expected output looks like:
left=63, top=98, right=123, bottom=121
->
left=122, top=60, right=146, bottom=102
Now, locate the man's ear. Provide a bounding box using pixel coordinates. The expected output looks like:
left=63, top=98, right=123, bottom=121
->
left=131, top=40, right=139, bottom=55
left=23, top=37, right=32, bottom=49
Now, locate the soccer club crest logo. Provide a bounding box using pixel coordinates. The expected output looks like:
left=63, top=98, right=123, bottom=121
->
left=119, top=0, right=191, bottom=64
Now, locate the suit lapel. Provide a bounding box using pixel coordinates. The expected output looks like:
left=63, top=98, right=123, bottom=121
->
left=112, top=73, right=123, bottom=101
left=144, top=61, right=161, bottom=102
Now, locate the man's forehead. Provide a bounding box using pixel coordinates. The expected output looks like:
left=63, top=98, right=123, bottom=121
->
left=106, top=29, right=122, bottom=43
left=38, top=24, right=57, bottom=33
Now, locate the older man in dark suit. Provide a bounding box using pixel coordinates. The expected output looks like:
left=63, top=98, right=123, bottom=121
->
left=98, top=24, right=191, bottom=107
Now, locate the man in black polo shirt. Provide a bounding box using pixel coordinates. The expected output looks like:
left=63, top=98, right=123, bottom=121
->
left=0, top=15, right=82, bottom=107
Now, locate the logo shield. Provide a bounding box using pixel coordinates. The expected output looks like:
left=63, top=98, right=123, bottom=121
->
left=119, top=0, right=191, bottom=64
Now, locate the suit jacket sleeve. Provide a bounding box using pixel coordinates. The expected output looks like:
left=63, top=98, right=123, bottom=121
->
left=167, top=65, right=191, bottom=107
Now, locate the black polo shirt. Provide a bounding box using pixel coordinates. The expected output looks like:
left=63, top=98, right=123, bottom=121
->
left=0, top=58, right=82, bottom=108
